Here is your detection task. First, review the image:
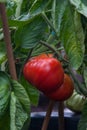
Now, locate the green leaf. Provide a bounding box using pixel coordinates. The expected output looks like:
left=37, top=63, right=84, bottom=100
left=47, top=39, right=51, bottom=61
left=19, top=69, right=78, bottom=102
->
left=52, top=0, right=85, bottom=69
left=21, top=0, right=30, bottom=14
left=20, top=76, right=39, bottom=106
left=11, top=80, right=30, bottom=114
left=8, top=12, right=38, bottom=27
left=0, top=0, right=7, bottom=2
left=10, top=92, right=29, bottom=130
left=0, top=109, right=10, bottom=130
left=0, top=42, right=7, bottom=64
left=0, top=71, right=11, bottom=117
left=7, top=12, right=39, bottom=28
left=15, top=16, right=47, bottom=49
left=78, top=101, right=87, bottom=130
left=6, top=0, right=17, bottom=18
left=29, top=0, right=51, bottom=15
left=83, top=67, right=87, bottom=88
left=70, top=0, right=87, bottom=17
left=52, top=0, right=67, bottom=34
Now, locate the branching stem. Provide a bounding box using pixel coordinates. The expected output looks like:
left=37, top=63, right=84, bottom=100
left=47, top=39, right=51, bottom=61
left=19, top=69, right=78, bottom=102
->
left=40, top=40, right=68, bottom=63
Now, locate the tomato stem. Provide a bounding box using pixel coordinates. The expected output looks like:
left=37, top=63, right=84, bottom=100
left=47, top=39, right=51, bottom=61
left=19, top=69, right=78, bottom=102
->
left=41, top=100, right=55, bottom=130
left=68, top=66, right=87, bottom=97
left=0, top=3, right=17, bottom=80
left=40, top=40, right=68, bottom=63
left=58, top=102, right=65, bottom=130
left=41, top=12, right=58, bottom=39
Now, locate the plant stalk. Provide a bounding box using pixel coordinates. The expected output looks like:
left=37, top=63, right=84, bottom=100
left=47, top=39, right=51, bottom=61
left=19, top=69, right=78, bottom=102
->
left=41, top=12, right=58, bottom=38
left=58, top=102, right=65, bottom=130
left=40, top=40, right=68, bottom=63
left=68, top=66, right=87, bottom=96
left=0, top=3, right=17, bottom=80
left=41, top=100, right=55, bottom=130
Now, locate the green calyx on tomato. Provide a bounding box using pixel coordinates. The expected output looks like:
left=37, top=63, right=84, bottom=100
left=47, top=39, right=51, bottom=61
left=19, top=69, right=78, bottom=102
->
left=46, top=74, right=74, bottom=101
left=23, top=53, right=64, bottom=93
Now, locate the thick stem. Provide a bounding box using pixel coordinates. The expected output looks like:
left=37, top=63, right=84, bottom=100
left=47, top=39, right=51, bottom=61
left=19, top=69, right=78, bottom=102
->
left=58, top=102, right=65, bottom=130
left=0, top=3, right=17, bottom=80
left=41, top=100, right=55, bottom=130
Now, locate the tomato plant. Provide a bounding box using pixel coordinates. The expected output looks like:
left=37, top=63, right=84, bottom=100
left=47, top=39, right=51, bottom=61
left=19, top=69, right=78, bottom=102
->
left=23, top=54, right=64, bottom=93
left=0, top=0, right=87, bottom=130
left=46, top=74, right=74, bottom=101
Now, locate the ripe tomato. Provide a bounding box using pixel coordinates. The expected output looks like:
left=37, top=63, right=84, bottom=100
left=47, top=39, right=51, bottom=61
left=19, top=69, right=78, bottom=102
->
left=23, top=54, right=64, bottom=93
left=46, top=74, right=74, bottom=101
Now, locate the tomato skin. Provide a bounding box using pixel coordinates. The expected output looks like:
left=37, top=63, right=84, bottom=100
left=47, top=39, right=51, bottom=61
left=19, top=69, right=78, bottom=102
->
left=46, top=74, right=74, bottom=101
left=23, top=54, right=64, bottom=93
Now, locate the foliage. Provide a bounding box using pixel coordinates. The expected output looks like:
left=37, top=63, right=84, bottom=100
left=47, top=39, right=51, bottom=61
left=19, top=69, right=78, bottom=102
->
left=0, top=0, right=87, bottom=130
left=78, top=100, right=87, bottom=130
left=0, top=0, right=7, bottom=2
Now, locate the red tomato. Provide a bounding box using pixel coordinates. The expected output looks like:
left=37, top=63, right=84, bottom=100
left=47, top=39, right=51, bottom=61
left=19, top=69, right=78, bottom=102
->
left=23, top=54, right=64, bottom=93
left=46, top=74, right=74, bottom=101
